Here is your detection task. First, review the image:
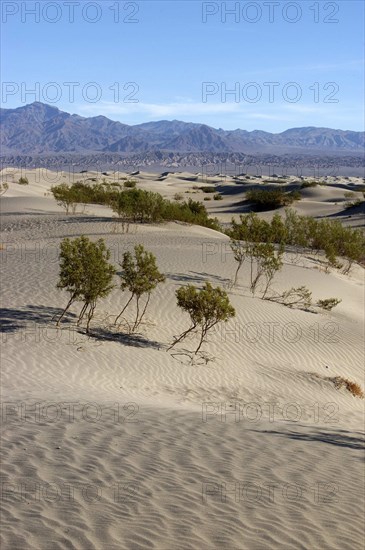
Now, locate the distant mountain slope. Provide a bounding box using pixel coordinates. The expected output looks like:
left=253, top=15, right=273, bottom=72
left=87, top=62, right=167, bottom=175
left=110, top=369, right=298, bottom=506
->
left=1, top=102, right=364, bottom=154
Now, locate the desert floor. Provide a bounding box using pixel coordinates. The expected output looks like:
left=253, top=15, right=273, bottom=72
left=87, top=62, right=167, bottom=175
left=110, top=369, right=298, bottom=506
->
left=0, top=168, right=364, bottom=549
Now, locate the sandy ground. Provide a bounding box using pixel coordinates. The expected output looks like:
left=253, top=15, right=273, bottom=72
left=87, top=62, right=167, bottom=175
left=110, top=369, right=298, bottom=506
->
left=0, top=169, right=364, bottom=549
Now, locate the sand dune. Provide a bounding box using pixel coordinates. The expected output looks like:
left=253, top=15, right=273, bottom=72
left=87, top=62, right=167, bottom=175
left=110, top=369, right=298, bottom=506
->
left=1, top=169, right=364, bottom=549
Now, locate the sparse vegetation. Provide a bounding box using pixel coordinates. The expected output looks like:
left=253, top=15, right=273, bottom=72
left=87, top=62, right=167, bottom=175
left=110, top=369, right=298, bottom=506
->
left=227, top=212, right=279, bottom=290
left=168, top=282, right=235, bottom=354
left=18, top=176, right=29, bottom=185
left=246, top=188, right=301, bottom=210
left=115, top=244, right=165, bottom=331
left=329, top=376, right=364, bottom=398
left=0, top=182, right=9, bottom=196
left=123, top=179, right=137, bottom=188
left=200, top=186, right=216, bottom=193
left=268, top=286, right=313, bottom=310
left=214, top=193, right=223, bottom=200
left=56, top=236, right=116, bottom=333
left=267, top=286, right=341, bottom=312
left=250, top=242, right=283, bottom=297
left=316, top=298, right=342, bottom=311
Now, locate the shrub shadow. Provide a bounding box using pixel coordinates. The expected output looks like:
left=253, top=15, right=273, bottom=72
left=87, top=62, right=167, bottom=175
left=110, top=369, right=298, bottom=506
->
left=0, top=305, right=76, bottom=333
left=166, top=271, right=230, bottom=286
left=86, top=327, right=162, bottom=350
left=252, top=426, right=365, bottom=451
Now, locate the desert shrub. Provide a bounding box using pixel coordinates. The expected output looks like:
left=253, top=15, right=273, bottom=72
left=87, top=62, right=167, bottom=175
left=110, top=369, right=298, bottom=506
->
left=330, top=376, right=364, bottom=398
left=109, top=191, right=221, bottom=230
left=230, top=240, right=246, bottom=287
left=344, top=191, right=355, bottom=199
left=246, top=188, right=301, bottom=210
left=168, top=282, right=235, bottom=354
left=268, top=286, right=313, bottom=310
left=123, top=179, right=137, bottom=188
left=56, top=236, right=115, bottom=332
left=268, top=287, right=341, bottom=312
left=115, top=244, right=165, bottom=331
left=174, top=193, right=183, bottom=201
left=18, top=176, right=29, bottom=185
left=109, top=189, right=164, bottom=223
left=214, top=193, right=223, bottom=200
left=345, top=198, right=362, bottom=209
left=270, top=212, right=289, bottom=246
left=229, top=208, right=365, bottom=273
left=316, top=298, right=341, bottom=311
left=200, top=186, right=216, bottom=193
left=0, top=182, right=9, bottom=196
left=204, top=197, right=211, bottom=201
left=227, top=212, right=276, bottom=288
left=51, top=183, right=78, bottom=214
left=250, top=242, right=283, bottom=297
left=227, top=212, right=272, bottom=243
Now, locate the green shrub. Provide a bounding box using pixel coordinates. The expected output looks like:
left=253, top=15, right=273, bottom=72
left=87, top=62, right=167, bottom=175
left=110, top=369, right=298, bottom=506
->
left=18, top=176, right=29, bottom=185
left=345, top=199, right=362, bottom=209
left=246, top=188, right=301, bottom=210
left=204, top=197, right=211, bottom=201
left=115, top=244, right=165, bottom=331
left=109, top=190, right=221, bottom=231
left=214, top=193, right=223, bottom=200
left=124, top=179, right=137, bottom=188
left=200, top=186, right=216, bottom=193
left=228, top=208, right=365, bottom=274
left=56, top=236, right=115, bottom=333
left=168, top=282, right=235, bottom=354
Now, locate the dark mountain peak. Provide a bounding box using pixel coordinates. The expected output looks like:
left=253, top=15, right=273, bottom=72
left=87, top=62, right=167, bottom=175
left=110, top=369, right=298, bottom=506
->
left=1, top=102, right=364, bottom=155
left=20, top=101, right=62, bottom=118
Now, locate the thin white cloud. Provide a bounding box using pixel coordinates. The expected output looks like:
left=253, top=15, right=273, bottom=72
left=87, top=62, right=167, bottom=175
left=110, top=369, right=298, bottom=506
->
left=78, top=101, right=242, bottom=118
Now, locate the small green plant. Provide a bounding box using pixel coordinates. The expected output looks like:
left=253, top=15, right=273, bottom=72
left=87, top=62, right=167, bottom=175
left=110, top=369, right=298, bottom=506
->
left=51, top=183, right=77, bottom=214
left=200, top=186, right=216, bottom=193
left=250, top=243, right=283, bottom=298
left=344, top=191, right=355, bottom=199
left=345, top=198, right=362, bottom=209
left=115, top=244, right=165, bottom=331
left=230, top=240, right=246, bottom=287
left=174, top=193, right=183, bottom=201
left=56, top=236, right=116, bottom=333
left=168, top=282, right=235, bottom=354
left=123, top=179, right=137, bottom=188
left=214, top=193, right=223, bottom=200
left=204, top=197, right=211, bottom=201
left=246, top=188, right=301, bottom=210
left=18, top=176, right=29, bottom=185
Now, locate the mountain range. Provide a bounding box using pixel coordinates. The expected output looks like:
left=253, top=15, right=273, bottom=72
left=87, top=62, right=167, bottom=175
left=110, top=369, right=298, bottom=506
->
left=1, top=102, right=364, bottom=155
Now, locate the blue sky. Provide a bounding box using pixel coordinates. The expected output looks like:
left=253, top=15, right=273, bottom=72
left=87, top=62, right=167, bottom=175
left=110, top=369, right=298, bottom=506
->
left=1, top=0, right=364, bottom=132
